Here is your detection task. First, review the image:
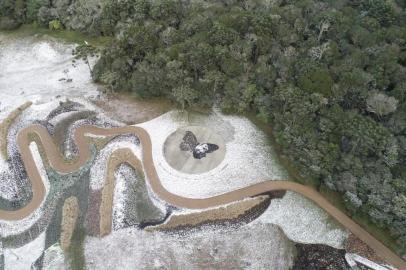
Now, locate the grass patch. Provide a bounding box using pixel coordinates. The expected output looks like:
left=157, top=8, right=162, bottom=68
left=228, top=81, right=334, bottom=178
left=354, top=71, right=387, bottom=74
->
left=0, top=101, right=32, bottom=159
left=68, top=226, right=87, bottom=270
left=1, top=24, right=111, bottom=47
left=319, top=184, right=348, bottom=213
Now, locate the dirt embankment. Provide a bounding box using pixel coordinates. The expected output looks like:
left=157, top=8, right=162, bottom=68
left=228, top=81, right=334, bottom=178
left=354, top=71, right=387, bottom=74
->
left=60, top=196, right=79, bottom=251
left=0, top=102, right=32, bottom=159
left=345, top=233, right=384, bottom=264
left=147, top=195, right=269, bottom=231
left=92, top=93, right=172, bottom=125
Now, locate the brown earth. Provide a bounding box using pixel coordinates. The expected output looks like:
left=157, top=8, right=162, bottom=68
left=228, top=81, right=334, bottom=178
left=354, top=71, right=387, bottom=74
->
left=85, top=189, right=102, bottom=236
left=0, top=101, right=32, bottom=159
left=92, top=93, right=172, bottom=125
left=345, top=233, right=384, bottom=264
left=146, top=195, right=269, bottom=232
left=0, top=123, right=404, bottom=269
left=60, top=196, right=79, bottom=251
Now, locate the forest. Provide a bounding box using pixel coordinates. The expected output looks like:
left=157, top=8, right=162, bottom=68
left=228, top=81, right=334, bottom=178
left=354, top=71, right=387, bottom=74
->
left=1, top=0, right=406, bottom=251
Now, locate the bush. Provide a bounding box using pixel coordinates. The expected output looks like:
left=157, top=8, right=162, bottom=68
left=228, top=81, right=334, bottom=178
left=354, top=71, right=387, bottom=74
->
left=26, top=0, right=48, bottom=23
left=366, top=92, right=398, bottom=117
left=0, top=16, right=20, bottom=30
left=361, top=0, right=395, bottom=26
left=49, top=19, right=63, bottom=30
left=37, top=6, right=57, bottom=26
left=90, top=0, right=406, bottom=250
left=298, top=69, right=334, bottom=97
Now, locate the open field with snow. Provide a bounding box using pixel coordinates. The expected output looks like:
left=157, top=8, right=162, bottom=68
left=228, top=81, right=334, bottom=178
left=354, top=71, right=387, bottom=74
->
left=1, top=32, right=382, bottom=270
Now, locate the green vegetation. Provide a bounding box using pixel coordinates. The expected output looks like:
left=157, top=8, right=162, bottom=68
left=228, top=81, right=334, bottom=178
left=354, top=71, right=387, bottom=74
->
left=255, top=114, right=406, bottom=255
left=1, top=0, right=406, bottom=255
left=68, top=227, right=87, bottom=270
left=72, top=42, right=100, bottom=77
left=91, top=0, right=406, bottom=252
left=48, top=19, right=62, bottom=31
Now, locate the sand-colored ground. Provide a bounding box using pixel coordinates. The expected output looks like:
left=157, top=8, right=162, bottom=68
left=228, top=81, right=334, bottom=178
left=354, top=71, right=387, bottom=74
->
left=92, top=93, right=172, bottom=125
left=147, top=195, right=269, bottom=231
left=0, top=102, right=32, bottom=159
left=0, top=123, right=405, bottom=269
left=60, top=196, right=79, bottom=251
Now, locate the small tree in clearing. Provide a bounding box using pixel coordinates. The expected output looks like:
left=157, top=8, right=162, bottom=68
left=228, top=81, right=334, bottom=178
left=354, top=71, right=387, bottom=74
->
left=72, top=41, right=99, bottom=79
left=171, top=84, right=198, bottom=111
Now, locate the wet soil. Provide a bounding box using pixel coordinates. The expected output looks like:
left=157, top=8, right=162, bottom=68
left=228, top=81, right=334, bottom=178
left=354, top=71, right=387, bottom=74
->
left=293, top=243, right=350, bottom=270
left=92, top=92, right=173, bottom=125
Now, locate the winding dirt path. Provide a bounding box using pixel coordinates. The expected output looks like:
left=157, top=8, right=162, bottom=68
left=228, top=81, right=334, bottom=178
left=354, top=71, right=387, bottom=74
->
left=1, top=124, right=405, bottom=269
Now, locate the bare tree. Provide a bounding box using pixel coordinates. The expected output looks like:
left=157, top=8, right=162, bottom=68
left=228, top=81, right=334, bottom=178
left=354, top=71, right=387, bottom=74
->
left=366, top=92, right=398, bottom=117
left=318, top=20, right=330, bottom=42
left=309, top=42, right=330, bottom=60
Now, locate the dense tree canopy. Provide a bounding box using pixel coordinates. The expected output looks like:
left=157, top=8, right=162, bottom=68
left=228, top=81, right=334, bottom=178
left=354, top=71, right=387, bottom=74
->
left=1, top=0, right=406, bottom=252
left=94, top=0, right=406, bottom=251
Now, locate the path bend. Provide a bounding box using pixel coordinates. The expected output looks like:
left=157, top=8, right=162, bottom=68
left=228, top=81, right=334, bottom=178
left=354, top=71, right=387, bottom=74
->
left=0, top=124, right=404, bottom=269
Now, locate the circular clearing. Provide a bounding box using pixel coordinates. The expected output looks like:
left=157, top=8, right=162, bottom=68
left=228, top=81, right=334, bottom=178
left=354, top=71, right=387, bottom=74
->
left=163, top=126, right=226, bottom=174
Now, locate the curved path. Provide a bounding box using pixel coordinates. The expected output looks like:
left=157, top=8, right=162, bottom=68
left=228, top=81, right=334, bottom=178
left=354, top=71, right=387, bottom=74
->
left=1, top=124, right=405, bottom=269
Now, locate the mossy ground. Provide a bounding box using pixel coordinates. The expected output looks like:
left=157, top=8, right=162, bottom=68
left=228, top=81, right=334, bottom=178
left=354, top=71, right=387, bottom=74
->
left=44, top=147, right=96, bottom=270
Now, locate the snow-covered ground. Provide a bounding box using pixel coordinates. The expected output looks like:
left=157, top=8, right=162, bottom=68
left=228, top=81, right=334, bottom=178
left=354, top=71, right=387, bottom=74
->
left=42, top=243, right=67, bottom=270
left=84, top=224, right=295, bottom=270
left=137, top=110, right=289, bottom=198
left=0, top=33, right=98, bottom=123
left=0, top=32, right=99, bottom=195
left=3, top=231, right=46, bottom=270
left=0, top=33, right=351, bottom=269
left=0, top=101, right=60, bottom=201
left=254, top=191, right=348, bottom=249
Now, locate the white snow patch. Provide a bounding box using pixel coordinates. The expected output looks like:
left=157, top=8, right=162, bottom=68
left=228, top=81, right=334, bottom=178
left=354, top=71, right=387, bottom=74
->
left=254, top=191, right=349, bottom=249
left=112, top=165, right=129, bottom=230
left=137, top=110, right=288, bottom=198
left=4, top=231, right=46, bottom=270
left=42, top=243, right=67, bottom=270
left=0, top=166, right=18, bottom=201
left=85, top=224, right=294, bottom=270
left=0, top=34, right=98, bottom=123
